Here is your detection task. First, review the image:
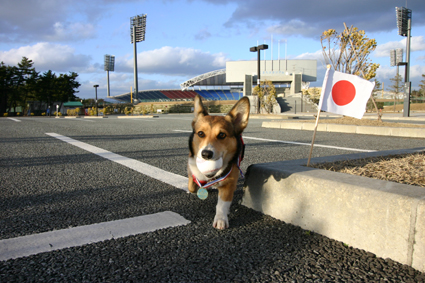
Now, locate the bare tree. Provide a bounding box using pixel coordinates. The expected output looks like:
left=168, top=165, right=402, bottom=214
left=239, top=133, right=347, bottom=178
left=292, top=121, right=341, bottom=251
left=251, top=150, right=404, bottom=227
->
left=321, top=25, right=381, bottom=120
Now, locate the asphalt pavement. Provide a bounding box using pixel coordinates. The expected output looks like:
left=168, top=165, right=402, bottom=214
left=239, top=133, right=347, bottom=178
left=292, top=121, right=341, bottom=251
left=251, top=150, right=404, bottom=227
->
left=1, top=115, right=425, bottom=282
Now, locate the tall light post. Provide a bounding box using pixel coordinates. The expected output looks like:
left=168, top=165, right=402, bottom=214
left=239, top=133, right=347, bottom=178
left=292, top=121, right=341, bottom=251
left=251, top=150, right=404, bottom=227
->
left=130, top=14, right=147, bottom=104
left=93, top=84, right=99, bottom=116
left=390, top=48, right=404, bottom=105
left=396, top=6, right=412, bottom=117
left=250, top=44, right=268, bottom=86
left=104, top=55, right=115, bottom=98
left=250, top=44, right=268, bottom=113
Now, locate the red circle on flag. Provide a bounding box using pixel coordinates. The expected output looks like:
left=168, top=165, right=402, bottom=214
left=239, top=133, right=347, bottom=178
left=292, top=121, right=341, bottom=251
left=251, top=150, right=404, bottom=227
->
left=332, top=80, right=356, bottom=106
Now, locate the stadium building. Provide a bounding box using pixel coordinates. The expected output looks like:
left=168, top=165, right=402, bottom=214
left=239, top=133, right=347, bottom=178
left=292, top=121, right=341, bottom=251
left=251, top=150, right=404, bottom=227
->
left=111, top=59, right=317, bottom=112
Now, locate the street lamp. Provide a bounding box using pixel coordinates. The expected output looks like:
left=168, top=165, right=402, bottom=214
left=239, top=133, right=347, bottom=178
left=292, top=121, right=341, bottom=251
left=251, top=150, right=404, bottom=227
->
left=395, top=6, right=412, bottom=117
left=130, top=14, right=147, bottom=104
left=93, top=84, right=99, bottom=116
left=250, top=44, right=268, bottom=86
left=250, top=44, right=268, bottom=114
left=104, top=54, right=115, bottom=98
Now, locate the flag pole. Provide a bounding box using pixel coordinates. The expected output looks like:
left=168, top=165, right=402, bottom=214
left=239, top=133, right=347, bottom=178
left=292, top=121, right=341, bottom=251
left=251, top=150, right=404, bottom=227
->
left=307, top=65, right=331, bottom=167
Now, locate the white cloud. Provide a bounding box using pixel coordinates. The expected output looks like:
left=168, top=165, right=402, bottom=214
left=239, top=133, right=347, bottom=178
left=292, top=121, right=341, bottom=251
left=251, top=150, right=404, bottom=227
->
left=267, top=20, right=319, bottom=38
left=295, top=50, right=323, bottom=61
left=119, top=46, right=229, bottom=76
left=0, top=42, right=91, bottom=72
left=374, top=36, right=425, bottom=57
left=45, top=22, right=96, bottom=42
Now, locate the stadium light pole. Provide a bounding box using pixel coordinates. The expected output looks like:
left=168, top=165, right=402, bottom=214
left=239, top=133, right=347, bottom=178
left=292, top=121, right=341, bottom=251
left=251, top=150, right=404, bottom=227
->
left=104, top=55, right=115, bottom=98
left=395, top=6, right=412, bottom=117
left=130, top=14, right=147, bottom=104
left=93, top=84, right=99, bottom=116
left=250, top=44, right=268, bottom=114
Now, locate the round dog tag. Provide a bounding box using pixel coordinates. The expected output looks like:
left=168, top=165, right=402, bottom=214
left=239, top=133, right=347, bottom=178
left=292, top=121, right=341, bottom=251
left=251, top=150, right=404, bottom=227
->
left=197, top=188, right=208, bottom=200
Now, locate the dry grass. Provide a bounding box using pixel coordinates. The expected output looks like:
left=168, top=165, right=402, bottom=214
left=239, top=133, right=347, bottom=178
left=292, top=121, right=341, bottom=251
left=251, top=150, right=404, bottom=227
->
left=311, top=152, right=425, bottom=187
left=299, top=116, right=425, bottom=128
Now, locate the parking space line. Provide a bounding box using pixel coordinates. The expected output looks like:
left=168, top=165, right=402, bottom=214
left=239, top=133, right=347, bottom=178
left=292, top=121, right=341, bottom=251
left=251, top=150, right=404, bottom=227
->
left=173, top=130, right=375, bottom=152
left=7, top=117, right=21, bottom=122
left=0, top=211, right=190, bottom=261
left=46, top=133, right=188, bottom=191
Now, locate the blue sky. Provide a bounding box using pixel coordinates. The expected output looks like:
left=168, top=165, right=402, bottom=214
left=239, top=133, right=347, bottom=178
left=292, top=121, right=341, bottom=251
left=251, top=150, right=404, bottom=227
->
left=1, top=0, right=424, bottom=99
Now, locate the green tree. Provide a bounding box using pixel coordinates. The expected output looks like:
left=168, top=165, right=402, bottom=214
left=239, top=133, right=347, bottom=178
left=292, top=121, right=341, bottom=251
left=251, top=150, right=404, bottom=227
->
left=0, top=57, right=81, bottom=115
left=252, top=80, right=277, bottom=114
left=17, top=57, right=38, bottom=115
left=57, top=72, right=80, bottom=102
left=0, top=62, right=22, bottom=115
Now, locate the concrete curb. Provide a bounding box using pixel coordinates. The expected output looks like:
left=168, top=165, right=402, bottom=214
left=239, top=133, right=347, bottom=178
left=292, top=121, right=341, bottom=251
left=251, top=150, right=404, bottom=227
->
left=262, top=121, right=425, bottom=138
left=242, top=147, right=425, bottom=272
left=117, top=115, right=159, bottom=119
left=84, top=116, right=108, bottom=119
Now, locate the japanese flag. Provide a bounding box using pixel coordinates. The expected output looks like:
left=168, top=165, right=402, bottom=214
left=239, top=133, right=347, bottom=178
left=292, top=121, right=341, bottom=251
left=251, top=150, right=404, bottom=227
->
left=318, top=68, right=375, bottom=119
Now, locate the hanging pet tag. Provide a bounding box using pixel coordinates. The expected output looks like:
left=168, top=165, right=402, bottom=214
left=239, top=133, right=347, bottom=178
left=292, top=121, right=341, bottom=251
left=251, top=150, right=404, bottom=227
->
left=197, top=187, right=208, bottom=200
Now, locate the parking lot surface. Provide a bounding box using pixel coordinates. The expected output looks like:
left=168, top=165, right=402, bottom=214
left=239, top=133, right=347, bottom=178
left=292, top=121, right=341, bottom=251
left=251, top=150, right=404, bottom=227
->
left=1, top=115, right=424, bottom=282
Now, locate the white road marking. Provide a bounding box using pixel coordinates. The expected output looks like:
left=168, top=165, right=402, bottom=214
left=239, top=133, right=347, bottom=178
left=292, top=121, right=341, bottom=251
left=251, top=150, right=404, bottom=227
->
left=7, top=117, right=21, bottom=122
left=0, top=211, right=190, bottom=261
left=46, top=133, right=188, bottom=191
left=173, top=130, right=376, bottom=153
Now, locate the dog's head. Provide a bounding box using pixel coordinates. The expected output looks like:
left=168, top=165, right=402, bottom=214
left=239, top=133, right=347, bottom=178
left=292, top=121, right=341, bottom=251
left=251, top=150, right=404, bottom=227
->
left=189, top=95, right=250, bottom=177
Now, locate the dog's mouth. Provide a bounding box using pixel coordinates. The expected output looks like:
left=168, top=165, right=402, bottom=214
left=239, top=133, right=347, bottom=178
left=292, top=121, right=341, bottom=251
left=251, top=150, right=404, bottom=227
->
left=196, top=156, right=223, bottom=177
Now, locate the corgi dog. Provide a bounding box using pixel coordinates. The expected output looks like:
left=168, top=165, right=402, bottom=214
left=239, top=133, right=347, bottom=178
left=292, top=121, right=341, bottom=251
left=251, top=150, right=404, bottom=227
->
left=188, top=94, right=250, bottom=229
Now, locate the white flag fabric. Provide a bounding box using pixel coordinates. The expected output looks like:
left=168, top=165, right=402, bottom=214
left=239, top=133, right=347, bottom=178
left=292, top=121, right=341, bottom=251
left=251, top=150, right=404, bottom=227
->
left=318, top=68, right=375, bottom=119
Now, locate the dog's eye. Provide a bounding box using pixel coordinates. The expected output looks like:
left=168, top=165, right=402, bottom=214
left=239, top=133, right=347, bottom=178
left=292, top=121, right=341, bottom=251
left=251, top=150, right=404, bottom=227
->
left=197, top=131, right=205, bottom=138
left=217, top=132, right=226, bottom=140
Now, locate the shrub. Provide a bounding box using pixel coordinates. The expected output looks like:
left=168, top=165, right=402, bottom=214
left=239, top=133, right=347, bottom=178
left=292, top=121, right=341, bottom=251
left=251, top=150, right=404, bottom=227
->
left=3, top=113, right=8, bottom=117
left=124, top=107, right=133, bottom=115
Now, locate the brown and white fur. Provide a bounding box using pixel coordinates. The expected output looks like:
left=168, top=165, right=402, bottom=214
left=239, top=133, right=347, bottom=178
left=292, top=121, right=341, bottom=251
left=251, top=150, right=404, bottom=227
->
left=188, top=94, right=250, bottom=229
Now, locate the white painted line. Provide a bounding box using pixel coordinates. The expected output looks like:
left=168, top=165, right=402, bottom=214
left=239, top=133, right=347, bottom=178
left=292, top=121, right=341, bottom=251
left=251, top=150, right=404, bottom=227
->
left=173, top=130, right=376, bottom=153
left=0, top=211, right=190, bottom=261
left=46, top=133, right=188, bottom=191
left=7, top=117, right=21, bottom=122
left=243, top=136, right=376, bottom=152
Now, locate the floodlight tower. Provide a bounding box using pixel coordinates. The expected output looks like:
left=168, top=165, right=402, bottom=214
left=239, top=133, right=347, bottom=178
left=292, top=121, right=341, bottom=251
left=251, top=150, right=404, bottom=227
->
left=130, top=14, right=147, bottom=104
left=390, top=48, right=403, bottom=99
left=104, top=54, right=115, bottom=98
left=395, top=6, right=412, bottom=117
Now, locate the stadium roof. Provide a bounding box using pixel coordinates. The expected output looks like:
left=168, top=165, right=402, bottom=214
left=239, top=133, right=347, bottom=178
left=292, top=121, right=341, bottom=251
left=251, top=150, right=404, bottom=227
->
left=180, top=69, right=241, bottom=90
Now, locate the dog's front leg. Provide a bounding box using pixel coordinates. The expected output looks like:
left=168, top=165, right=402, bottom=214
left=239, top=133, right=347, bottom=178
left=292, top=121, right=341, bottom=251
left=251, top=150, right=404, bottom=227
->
left=213, top=197, right=232, bottom=229
left=213, top=180, right=236, bottom=229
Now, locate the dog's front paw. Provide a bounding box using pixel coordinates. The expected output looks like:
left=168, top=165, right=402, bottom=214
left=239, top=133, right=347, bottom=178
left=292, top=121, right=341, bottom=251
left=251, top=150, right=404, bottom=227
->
left=213, top=215, right=229, bottom=230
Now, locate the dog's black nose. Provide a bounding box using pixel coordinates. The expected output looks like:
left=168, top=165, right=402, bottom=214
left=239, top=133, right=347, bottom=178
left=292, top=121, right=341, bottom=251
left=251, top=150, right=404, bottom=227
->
left=201, top=150, right=214, bottom=160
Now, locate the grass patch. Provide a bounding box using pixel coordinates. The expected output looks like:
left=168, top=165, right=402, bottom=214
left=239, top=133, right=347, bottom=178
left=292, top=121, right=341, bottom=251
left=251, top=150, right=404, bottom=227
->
left=310, top=152, right=425, bottom=187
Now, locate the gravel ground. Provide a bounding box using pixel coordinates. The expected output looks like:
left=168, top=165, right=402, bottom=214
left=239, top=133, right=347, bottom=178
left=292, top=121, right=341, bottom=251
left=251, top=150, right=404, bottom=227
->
left=1, top=116, right=425, bottom=282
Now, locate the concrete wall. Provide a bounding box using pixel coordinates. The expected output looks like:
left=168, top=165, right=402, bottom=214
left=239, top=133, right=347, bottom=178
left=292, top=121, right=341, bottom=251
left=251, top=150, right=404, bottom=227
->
left=226, top=60, right=317, bottom=83
left=242, top=148, right=425, bottom=272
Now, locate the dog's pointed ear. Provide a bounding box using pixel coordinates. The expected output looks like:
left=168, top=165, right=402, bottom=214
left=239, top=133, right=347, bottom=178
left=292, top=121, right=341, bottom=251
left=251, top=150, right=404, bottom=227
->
left=193, top=94, right=208, bottom=119
left=226, top=96, right=250, bottom=135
